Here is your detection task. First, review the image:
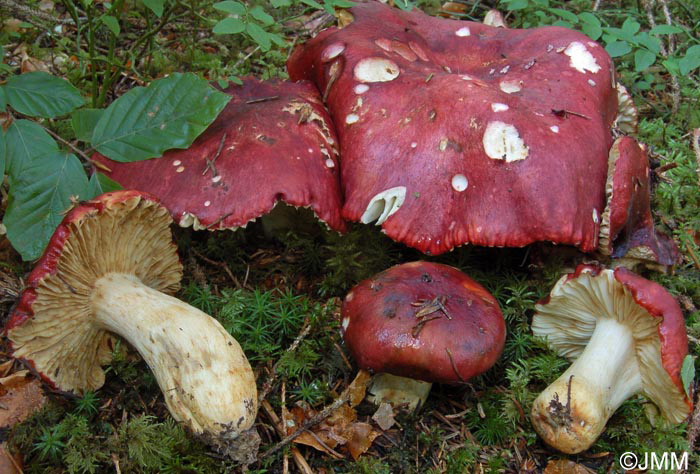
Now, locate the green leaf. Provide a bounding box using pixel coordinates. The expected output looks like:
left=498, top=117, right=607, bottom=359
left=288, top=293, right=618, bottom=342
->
left=649, top=24, right=684, bottom=35
left=603, top=27, right=636, bottom=43
left=681, top=355, right=695, bottom=399
left=213, top=17, right=245, bottom=34
left=71, top=108, right=104, bottom=142
left=679, top=45, right=700, bottom=75
left=270, top=0, right=292, bottom=6
left=100, top=15, right=120, bottom=36
left=577, top=12, right=600, bottom=26
left=269, top=32, right=287, bottom=47
left=581, top=23, right=602, bottom=41
left=605, top=40, right=632, bottom=58
left=298, top=0, right=324, bottom=9
left=246, top=22, right=271, bottom=51
left=547, top=8, right=578, bottom=23
left=250, top=6, right=274, bottom=26
left=331, top=0, right=355, bottom=7
left=634, top=32, right=661, bottom=55
left=662, top=58, right=680, bottom=76
left=5, top=72, right=85, bottom=118
left=228, top=75, right=243, bottom=85
left=634, top=49, right=656, bottom=72
left=621, top=18, right=640, bottom=36
left=5, top=151, right=89, bottom=261
left=90, top=73, right=230, bottom=162
left=213, top=1, right=246, bottom=15
left=504, top=0, right=528, bottom=10
left=0, top=129, right=5, bottom=176
left=4, top=120, right=59, bottom=177
left=0, top=86, right=6, bottom=110
left=142, top=0, right=166, bottom=17
left=87, top=172, right=123, bottom=198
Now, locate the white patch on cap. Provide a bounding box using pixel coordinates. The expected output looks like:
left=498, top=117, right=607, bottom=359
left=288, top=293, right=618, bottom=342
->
left=588, top=79, right=596, bottom=86
left=204, top=201, right=211, bottom=207
left=564, top=41, right=601, bottom=74
left=176, top=166, right=185, bottom=173
left=491, top=103, right=509, bottom=112
left=322, top=42, right=345, bottom=62
left=411, top=142, right=418, bottom=148
left=341, top=317, right=350, bottom=332
left=354, top=83, right=370, bottom=94
left=460, top=74, right=474, bottom=81
left=308, top=148, right=313, bottom=153
left=346, top=291, right=354, bottom=302
left=451, top=174, right=468, bottom=192
left=499, top=80, right=522, bottom=94
left=172, top=160, right=181, bottom=166
left=593, top=208, right=599, bottom=223
left=354, top=57, right=400, bottom=83
left=374, top=38, right=392, bottom=51
left=361, top=186, right=407, bottom=225
left=483, top=121, right=529, bottom=162
left=325, top=158, right=335, bottom=168
left=212, top=175, right=222, bottom=183
left=455, top=26, right=471, bottom=37
left=409, top=41, right=430, bottom=62
left=346, top=113, right=360, bottom=124
left=550, top=125, right=559, bottom=133
left=500, top=65, right=510, bottom=74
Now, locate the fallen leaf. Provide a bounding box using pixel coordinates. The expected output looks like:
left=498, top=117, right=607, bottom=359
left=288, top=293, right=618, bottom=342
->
left=372, top=402, right=395, bottom=431
left=345, top=422, right=380, bottom=460
left=439, top=2, right=468, bottom=17
left=0, top=374, right=47, bottom=429
left=543, top=459, right=596, bottom=474
left=345, top=369, right=371, bottom=407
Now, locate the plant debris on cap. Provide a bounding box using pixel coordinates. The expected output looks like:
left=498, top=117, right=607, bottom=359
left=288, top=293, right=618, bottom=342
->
left=531, top=264, right=692, bottom=454
left=93, top=78, right=346, bottom=233
left=598, top=136, right=679, bottom=268
left=341, top=261, right=506, bottom=384
left=288, top=1, right=618, bottom=255
left=5, top=191, right=259, bottom=462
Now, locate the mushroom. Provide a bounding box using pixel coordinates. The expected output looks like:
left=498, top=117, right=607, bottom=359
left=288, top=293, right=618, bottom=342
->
left=598, top=136, right=679, bottom=269
left=530, top=264, right=692, bottom=454
left=93, top=77, right=346, bottom=234
left=5, top=191, right=259, bottom=462
left=288, top=1, right=619, bottom=255
left=340, top=261, right=506, bottom=411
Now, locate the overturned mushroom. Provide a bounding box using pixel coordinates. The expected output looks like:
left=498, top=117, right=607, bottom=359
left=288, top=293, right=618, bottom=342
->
left=531, top=265, right=692, bottom=454
left=5, top=191, right=259, bottom=462
left=341, top=261, right=505, bottom=411
left=289, top=1, right=618, bottom=255
left=93, top=78, right=346, bottom=233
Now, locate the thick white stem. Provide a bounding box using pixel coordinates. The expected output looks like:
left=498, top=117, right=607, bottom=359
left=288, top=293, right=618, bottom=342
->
left=91, top=273, right=258, bottom=454
left=531, top=318, right=642, bottom=454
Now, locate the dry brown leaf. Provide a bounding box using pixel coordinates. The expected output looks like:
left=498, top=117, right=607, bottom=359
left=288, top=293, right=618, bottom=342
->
left=372, top=402, right=395, bottom=431
left=439, top=2, right=468, bottom=17
left=543, top=459, right=596, bottom=474
left=38, top=0, right=55, bottom=12
left=346, top=369, right=371, bottom=407
left=345, top=422, right=380, bottom=460
left=0, top=374, right=46, bottom=429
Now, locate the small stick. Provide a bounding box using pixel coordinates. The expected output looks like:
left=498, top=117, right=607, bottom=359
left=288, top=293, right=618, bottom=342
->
left=246, top=96, right=279, bottom=104
left=40, top=124, right=112, bottom=172
left=260, top=400, right=314, bottom=474
left=445, top=348, right=466, bottom=383
left=201, top=133, right=227, bottom=177
left=692, top=129, right=700, bottom=187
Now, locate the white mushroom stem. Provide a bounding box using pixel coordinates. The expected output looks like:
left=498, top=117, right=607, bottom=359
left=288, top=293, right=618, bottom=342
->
left=366, top=373, right=432, bottom=412
left=531, top=318, right=642, bottom=454
left=91, top=273, right=258, bottom=446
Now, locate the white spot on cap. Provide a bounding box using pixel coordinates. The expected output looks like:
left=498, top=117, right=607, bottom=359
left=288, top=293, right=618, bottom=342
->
left=212, top=175, right=222, bottom=183
left=550, top=125, right=559, bottom=133
left=483, top=121, right=529, bottom=162
left=308, top=148, right=313, bottom=153
left=411, top=142, right=417, bottom=148
left=455, top=26, right=471, bottom=37
left=346, top=291, right=354, bottom=302
left=460, top=74, right=474, bottom=81
left=451, top=174, right=468, bottom=192
left=341, top=317, right=350, bottom=332
left=593, top=208, right=599, bottom=223
left=361, top=186, right=407, bottom=225
left=172, top=160, right=182, bottom=166
left=354, top=57, right=400, bottom=83
left=588, top=79, right=596, bottom=86
left=204, top=201, right=211, bottom=207
left=322, top=42, right=345, bottom=62
left=500, top=65, right=510, bottom=74
left=374, top=38, right=392, bottom=51
left=491, top=103, right=509, bottom=112
left=346, top=113, right=360, bottom=124
left=499, top=80, right=522, bottom=94
left=176, top=166, right=185, bottom=173
left=409, top=41, right=429, bottom=61
left=564, top=41, right=601, bottom=74
left=325, top=158, right=335, bottom=168
left=354, top=83, right=370, bottom=94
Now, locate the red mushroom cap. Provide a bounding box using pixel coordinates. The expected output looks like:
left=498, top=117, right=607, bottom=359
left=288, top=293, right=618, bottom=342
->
left=288, top=1, right=617, bottom=255
left=598, top=136, right=679, bottom=266
left=341, top=261, right=505, bottom=384
left=93, top=78, right=346, bottom=233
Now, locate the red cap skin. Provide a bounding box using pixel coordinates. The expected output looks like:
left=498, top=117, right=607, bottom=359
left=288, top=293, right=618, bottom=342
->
left=93, top=78, right=346, bottom=233
left=341, top=261, right=505, bottom=384
left=4, top=190, right=174, bottom=389
left=288, top=1, right=616, bottom=255
left=613, top=267, right=693, bottom=414
left=602, top=137, right=679, bottom=265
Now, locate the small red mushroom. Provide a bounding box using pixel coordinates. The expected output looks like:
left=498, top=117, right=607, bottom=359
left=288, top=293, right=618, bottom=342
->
left=93, top=78, right=346, bottom=233
left=341, top=261, right=506, bottom=410
left=531, top=264, right=692, bottom=453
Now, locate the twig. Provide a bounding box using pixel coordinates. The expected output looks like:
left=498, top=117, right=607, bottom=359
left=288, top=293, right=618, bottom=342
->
left=693, top=129, right=700, bottom=187
left=260, top=400, right=314, bottom=474
left=39, top=124, right=112, bottom=172
left=592, top=0, right=602, bottom=11
left=190, top=249, right=239, bottom=287
left=644, top=0, right=680, bottom=112
left=246, top=96, right=280, bottom=104
left=257, top=319, right=312, bottom=405
left=0, top=0, right=75, bottom=26
left=232, top=46, right=261, bottom=71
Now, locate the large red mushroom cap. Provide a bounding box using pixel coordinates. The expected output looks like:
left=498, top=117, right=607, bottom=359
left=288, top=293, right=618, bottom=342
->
left=288, top=1, right=617, bottom=255
left=93, top=78, right=346, bottom=233
left=598, top=136, right=680, bottom=267
left=341, top=261, right=505, bottom=385
left=531, top=264, right=692, bottom=453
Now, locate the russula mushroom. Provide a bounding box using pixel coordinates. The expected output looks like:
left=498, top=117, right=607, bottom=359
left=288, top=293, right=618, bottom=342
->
left=5, top=191, right=259, bottom=462
left=531, top=264, right=692, bottom=454
left=341, top=261, right=506, bottom=411
left=289, top=1, right=618, bottom=255
left=93, top=77, right=346, bottom=234
left=598, top=136, right=679, bottom=269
